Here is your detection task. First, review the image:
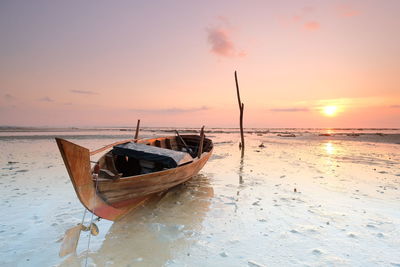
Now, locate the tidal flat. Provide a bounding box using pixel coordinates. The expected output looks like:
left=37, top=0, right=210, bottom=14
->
left=0, top=128, right=399, bottom=266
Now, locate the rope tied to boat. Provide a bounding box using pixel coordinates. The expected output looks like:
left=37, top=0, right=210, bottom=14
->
left=81, top=208, right=87, bottom=228
left=84, top=172, right=100, bottom=267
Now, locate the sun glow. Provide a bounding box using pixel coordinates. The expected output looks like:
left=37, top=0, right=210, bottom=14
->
left=323, top=106, right=338, bottom=116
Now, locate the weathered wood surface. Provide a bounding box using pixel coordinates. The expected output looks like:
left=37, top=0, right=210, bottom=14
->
left=56, top=138, right=149, bottom=221
left=59, top=224, right=83, bottom=257
left=197, top=126, right=205, bottom=158
left=89, top=139, right=137, bottom=156
left=235, top=71, right=245, bottom=156
left=56, top=134, right=213, bottom=221
left=97, top=150, right=212, bottom=205
left=134, top=119, right=140, bottom=139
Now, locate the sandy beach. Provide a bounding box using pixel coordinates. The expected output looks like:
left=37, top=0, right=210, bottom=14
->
left=2, top=1, right=400, bottom=266
left=0, top=128, right=399, bottom=266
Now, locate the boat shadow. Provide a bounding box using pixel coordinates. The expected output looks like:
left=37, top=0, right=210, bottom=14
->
left=59, top=174, right=213, bottom=266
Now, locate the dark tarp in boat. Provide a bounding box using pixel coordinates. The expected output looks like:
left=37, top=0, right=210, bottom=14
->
left=112, top=142, right=192, bottom=168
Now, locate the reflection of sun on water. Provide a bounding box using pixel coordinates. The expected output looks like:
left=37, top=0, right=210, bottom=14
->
left=325, top=142, right=335, bottom=155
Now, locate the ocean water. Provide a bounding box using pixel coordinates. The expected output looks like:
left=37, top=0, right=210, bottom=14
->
left=0, top=128, right=399, bottom=266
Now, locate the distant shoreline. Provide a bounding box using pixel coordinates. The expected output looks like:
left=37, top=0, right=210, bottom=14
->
left=0, top=127, right=399, bottom=145
left=0, top=126, right=399, bottom=132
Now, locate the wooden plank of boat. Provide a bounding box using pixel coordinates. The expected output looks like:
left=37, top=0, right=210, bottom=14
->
left=59, top=224, right=83, bottom=257
left=56, top=134, right=213, bottom=221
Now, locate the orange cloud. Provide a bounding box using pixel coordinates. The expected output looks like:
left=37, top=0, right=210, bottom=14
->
left=269, top=108, right=309, bottom=112
left=303, top=21, right=320, bottom=31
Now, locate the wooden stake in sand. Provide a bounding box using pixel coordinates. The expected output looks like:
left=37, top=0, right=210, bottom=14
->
left=134, top=119, right=141, bottom=139
left=235, top=71, right=245, bottom=157
left=197, top=126, right=205, bottom=158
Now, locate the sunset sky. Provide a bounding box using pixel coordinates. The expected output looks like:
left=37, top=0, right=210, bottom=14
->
left=1, top=0, right=399, bottom=128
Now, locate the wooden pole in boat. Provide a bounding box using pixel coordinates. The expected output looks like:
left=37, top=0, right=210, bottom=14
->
left=235, top=71, right=245, bottom=157
left=197, top=126, right=205, bottom=158
left=175, top=130, right=193, bottom=155
left=134, top=119, right=140, bottom=139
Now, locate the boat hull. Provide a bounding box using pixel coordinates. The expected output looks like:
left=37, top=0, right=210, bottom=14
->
left=56, top=136, right=212, bottom=221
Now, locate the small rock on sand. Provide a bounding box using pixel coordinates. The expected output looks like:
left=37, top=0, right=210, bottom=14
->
left=348, top=233, right=357, bottom=238
left=377, top=233, right=384, bottom=238
left=248, top=260, right=266, bottom=267
left=219, top=252, right=228, bottom=257
left=312, top=249, right=322, bottom=255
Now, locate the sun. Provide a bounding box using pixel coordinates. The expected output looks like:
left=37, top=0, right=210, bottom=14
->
left=323, top=106, right=338, bottom=116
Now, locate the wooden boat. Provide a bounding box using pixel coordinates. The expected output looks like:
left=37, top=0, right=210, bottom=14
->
left=59, top=175, right=214, bottom=265
left=56, top=132, right=213, bottom=221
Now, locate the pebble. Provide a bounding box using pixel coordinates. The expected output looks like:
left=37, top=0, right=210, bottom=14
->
left=219, top=252, right=228, bottom=257
left=248, top=260, right=266, bottom=267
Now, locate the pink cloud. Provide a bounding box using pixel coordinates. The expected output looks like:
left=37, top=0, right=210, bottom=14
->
left=4, top=94, right=14, bottom=100
left=303, top=21, right=320, bottom=31
left=302, top=6, right=314, bottom=13
left=337, top=4, right=361, bottom=17
left=38, top=96, right=53, bottom=102
left=70, top=89, right=99, bottom=95
left=206, top=24, right=245, bottom=58
left=284, top=6, right=320, bottom=32
left=291, top=15, right=302, bottom=22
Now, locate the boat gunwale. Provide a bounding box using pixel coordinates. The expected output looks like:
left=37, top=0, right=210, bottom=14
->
left=94, top=135, right=213, bottom=182
left=56, top=134, right=213, bottom=220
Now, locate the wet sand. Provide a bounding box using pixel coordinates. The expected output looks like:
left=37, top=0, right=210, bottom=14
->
left=0, top=130, right=399, bottom=266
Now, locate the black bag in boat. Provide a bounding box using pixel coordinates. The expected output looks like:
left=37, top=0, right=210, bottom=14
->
left=112, top=142, right=192, bottom=169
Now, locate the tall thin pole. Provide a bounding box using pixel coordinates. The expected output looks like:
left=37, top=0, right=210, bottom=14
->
left=235, top=71, right=245, bottom=156
left=197, top=126, right=205, bottom=158
left=134, top=119, right=140, bottom=139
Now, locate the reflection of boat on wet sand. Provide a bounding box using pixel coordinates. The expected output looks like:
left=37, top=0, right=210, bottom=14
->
left=60, top=175, right=214, bottom=266
left=56, top=132, right=213, bottom=221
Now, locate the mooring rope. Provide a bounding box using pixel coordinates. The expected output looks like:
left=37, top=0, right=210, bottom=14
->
left=84, top=173, right=99, bottom=267
left=81, top=208, right=87, bottom=227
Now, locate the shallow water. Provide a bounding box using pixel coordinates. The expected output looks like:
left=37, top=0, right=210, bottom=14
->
left=0, top=130, right=399, bottom=266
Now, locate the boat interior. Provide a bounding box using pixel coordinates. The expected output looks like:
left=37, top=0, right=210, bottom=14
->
left=94, top=135, right=213, bottom=179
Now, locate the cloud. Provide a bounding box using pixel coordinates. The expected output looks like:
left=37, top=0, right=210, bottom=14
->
left=4, top=94, right=14, bottom=100
left=337, top=4, right=361, bottom=17
left=269, top=108, right=309, bottom=112
left=283, top=6, right=320, bottom=32
left=390, top=105, right=400, bottom=108
left=302, top=6, right=314, bottom=13
left=38, top=97, right=54, bottom=102
left=130, top=106, right=209, bottom=113
left=303, top=21, right=320, bottom=31
left=291, top=15, right=302, bottom=22
left=70, top=90, right=99, bottom=95
left=206, top=22, right=245, bottom=57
